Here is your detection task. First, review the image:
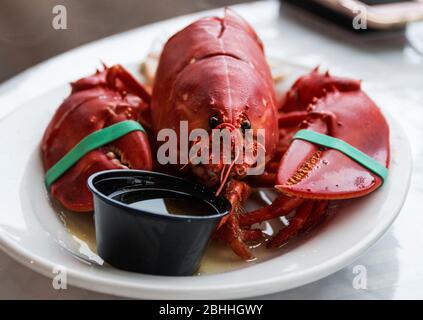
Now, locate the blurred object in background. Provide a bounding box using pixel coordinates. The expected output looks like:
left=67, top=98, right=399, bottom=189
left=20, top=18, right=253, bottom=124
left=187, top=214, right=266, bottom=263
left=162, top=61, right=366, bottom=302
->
left=0, top=0, right=255, bottom=83
left=281, top=0, right=423, bottom=32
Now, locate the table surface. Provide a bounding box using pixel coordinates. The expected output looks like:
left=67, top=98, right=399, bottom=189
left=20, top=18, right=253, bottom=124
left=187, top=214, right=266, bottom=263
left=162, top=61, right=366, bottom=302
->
left=1, top=0, right=423, bottom=299
left=0, top=0, right=252, bottom=84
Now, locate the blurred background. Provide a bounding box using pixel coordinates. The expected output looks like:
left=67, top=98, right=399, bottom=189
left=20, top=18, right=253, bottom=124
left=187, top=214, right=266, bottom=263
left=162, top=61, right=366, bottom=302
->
left=0, top=0, right=256, bottom=83
left=3, top=0, right=423, bottom=84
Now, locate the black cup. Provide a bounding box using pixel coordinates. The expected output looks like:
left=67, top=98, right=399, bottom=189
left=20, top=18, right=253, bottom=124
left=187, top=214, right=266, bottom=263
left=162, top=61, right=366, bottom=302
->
left=87, top=170, right=230, bottom=276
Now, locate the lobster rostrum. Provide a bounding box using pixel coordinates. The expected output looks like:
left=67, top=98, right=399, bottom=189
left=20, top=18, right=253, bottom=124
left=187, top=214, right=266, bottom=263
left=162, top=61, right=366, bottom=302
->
left=41, top=9, right=390, bottom=260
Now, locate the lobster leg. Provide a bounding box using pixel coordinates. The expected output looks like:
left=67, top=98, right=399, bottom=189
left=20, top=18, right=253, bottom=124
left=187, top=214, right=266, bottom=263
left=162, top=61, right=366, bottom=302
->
left=267, top=200, right=315, bottom=248
left=235, top=193, right=329, bottom=249
left=216, top=215, right=254, bottom=260
left=214, top=180, right=256, bottom=260
left=267, top=200, right=329, bottom=248
left=241, top=229, right=264, bottom=242
left=302, top=200, right=329, bottom=231
left=238, top=194, right=304, bottom=227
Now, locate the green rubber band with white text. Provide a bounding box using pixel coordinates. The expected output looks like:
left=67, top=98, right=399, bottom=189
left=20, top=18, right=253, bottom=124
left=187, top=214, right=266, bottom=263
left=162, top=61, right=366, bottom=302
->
left=292, top=129, right=388, bottom=183
left=44, top=120, right=145, bottom=188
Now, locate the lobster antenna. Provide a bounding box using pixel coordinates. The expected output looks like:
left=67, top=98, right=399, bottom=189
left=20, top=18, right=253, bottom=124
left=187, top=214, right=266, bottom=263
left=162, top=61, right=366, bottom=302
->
left=216, top=145, right=240, bottom=197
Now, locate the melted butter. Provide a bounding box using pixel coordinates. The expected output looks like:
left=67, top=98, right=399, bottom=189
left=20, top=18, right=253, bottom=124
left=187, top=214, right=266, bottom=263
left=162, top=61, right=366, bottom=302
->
left=58, top=210, right=97, bottom=253
left=197, top=236, right=280, bottom=275
left=112, top=189, right=217, bottom=216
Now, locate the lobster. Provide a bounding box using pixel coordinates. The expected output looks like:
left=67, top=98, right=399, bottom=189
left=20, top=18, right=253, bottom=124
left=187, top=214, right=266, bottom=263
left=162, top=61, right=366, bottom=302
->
left=41, top=9, right=389, bottom=260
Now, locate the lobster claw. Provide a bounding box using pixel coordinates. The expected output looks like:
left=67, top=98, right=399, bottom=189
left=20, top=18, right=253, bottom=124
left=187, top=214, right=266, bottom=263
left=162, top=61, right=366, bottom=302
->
left=280, top=67, right=361, bottom=113
left=276, top=72, right=390, bottom=200
left=42, top=65, right=152, bottom=212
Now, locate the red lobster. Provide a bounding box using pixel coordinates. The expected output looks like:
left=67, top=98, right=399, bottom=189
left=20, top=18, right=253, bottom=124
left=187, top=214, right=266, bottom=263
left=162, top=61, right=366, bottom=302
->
left=41, top=9, right=389, bottom=260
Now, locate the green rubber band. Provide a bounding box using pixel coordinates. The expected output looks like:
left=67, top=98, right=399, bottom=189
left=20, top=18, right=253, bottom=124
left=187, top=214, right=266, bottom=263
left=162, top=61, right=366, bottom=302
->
left=292, top=129, right=388, bottom=183
left=45, top=120, right=145, bottom=188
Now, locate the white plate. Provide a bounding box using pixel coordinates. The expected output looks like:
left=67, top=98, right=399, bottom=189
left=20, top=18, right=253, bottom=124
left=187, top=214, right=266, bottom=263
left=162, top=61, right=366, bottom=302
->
left=0, top=3, right=412, bottom=299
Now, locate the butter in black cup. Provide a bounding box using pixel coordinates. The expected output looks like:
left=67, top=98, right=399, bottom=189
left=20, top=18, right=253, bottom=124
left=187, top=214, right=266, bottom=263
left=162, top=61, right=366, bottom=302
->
left=87, top=170, right=231, bottom=276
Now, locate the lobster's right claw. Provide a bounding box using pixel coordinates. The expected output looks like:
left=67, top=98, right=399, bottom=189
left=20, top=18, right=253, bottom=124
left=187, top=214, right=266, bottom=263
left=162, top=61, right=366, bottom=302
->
left=42, top=65, right=153, bottom=212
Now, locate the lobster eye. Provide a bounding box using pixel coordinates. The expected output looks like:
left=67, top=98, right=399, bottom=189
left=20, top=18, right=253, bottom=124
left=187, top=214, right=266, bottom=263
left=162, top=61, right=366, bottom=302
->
left=209, top=115, right=221, bottom=129
left=240, top=119, right=251, bottom=131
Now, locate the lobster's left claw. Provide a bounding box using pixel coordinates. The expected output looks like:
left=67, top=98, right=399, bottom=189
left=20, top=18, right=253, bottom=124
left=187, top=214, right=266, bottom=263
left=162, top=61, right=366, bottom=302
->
left=276, top=78, right=389, bottom=200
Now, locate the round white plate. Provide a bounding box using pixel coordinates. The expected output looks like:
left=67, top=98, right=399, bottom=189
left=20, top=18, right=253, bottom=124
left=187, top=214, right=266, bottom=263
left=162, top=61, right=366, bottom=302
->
left=0, top=3, right=412, bottom=299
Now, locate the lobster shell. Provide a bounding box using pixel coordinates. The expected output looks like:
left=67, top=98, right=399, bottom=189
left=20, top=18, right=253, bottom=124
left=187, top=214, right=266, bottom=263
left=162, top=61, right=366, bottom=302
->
left=151, top=9, right=278, bottom=165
